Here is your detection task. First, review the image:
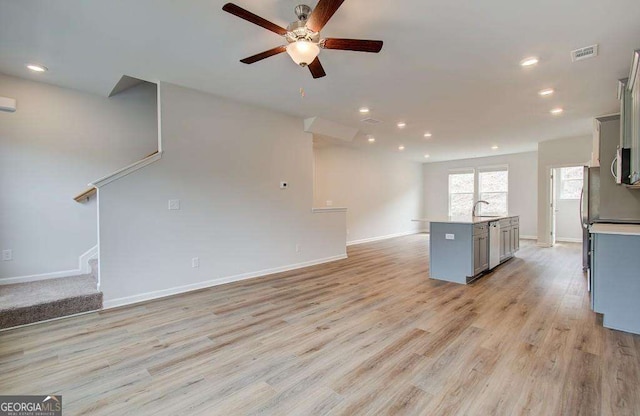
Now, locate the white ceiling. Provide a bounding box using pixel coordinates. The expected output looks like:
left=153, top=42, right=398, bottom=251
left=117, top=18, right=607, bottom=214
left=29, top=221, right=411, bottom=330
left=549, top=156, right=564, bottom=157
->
left=1, top=0, right=639, bottom=162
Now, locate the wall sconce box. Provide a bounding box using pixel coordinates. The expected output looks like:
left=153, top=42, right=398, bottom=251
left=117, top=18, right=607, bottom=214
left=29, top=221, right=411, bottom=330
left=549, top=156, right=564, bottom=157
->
left=0, top=96, right=17, bottom=112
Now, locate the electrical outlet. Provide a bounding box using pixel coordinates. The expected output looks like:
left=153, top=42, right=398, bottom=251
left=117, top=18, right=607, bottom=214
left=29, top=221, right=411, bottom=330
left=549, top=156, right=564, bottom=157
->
left=326, top=200, right=333, bottom=206
left=168, top=199, right=180, bottom=210
left=2, top=249, right=12, bottom=261
left=445, top=234, right=455, bottom=240
left=192, top=257, right=199, bottom=268
left=295, top=244, right=301, bottom=253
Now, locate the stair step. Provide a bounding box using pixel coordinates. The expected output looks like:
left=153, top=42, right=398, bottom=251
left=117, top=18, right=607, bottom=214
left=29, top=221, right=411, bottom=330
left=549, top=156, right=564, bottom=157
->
left=0, top=275, right=102, bottom=330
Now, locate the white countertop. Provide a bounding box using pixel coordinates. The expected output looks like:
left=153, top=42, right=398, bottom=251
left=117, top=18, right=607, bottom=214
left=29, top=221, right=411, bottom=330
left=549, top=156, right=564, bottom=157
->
left=590, top=223, right=640, bottom=236
left=412, top=215, right=518, bottom=225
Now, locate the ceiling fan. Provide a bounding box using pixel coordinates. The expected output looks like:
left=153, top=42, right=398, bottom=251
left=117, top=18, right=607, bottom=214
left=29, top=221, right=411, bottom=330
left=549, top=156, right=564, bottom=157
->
left=222, top=0, right=383, bottom=79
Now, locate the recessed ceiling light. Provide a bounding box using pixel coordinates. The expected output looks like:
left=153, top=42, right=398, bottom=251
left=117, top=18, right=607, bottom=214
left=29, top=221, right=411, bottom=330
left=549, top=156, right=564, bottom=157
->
left=359, top=107, right=370, bottom=114
left=538, top=88, right=554, bottom=96
left=550, top=108, right=564, bottom=115
left=397, top=122, right=406, bottom=128
left=491, top=145, right=499, bottom=150
left=367, top=136, right=375, bottom=143
left=398, top=145, right=405, bottom=151
left=424, top=132, right=432, bottom=138
left=520, top=57, right=539, bottom=67
left=424, top=154, right=430, bottom=158
left=26, top=64, right=47, bottom=72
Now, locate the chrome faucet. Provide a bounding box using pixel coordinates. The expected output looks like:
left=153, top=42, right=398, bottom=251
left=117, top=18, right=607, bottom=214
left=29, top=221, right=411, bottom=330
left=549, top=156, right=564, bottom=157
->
left=472, top=200, right=489, bottom=216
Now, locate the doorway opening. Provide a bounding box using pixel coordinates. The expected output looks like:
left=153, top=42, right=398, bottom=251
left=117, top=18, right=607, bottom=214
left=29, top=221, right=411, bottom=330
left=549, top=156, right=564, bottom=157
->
left=550, top=166, right=584, bottom=245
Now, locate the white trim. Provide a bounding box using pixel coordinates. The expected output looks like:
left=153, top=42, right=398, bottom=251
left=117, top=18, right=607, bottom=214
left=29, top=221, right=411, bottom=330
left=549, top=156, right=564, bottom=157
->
left=103, top=254, right=347, bottom=309
left=96, top=190, right=101, bottom=290
left=312, top=207, right=347, bottom=213
left=448, top=167, right=476, bottom=174
left=347, top=231, right=421, bottom=246
left=157, top=82, right=163, bottom=152
left=628, top=50, right=640, bottom=91
left=79, top=245, right=99, bottom=274
left=555, top=237, right=582, bottom=243
left=477, top=164, right=509, bottom=173
left=90, top=151, right=163, bottom=188
left=519, top=235, right=537, bottom=240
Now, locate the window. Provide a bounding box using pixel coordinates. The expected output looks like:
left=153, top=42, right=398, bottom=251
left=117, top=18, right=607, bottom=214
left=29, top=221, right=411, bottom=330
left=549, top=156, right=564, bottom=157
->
left=478, top=167, right=508, bottom=216
left=448, top=166, right=509, bottom=217
left=448, top=170, right=475, bottom=216
left=559, top=167, right=583, bottom=199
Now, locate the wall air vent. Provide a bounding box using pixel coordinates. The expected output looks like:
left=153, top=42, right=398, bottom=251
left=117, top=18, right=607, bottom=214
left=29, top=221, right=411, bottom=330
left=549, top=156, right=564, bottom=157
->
left=571, top=44, right=598, bottom=62
left=361, top=118, right=382, bottom=124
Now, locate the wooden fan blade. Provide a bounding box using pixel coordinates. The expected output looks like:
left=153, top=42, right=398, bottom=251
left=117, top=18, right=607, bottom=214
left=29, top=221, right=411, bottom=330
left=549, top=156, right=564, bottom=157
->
left=222, top=3, right=287, bottom=36
left=308, top=57, right=326, bottom=79
left=306, top=0, right=345, bottom=32
left=322, top=38, right=383, bottom=53
left=240, top=46, right=287, bottom=64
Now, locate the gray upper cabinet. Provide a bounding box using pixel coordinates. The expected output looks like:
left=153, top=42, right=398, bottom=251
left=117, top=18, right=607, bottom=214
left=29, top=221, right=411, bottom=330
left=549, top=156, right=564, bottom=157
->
left=619, top=78, right=633, bottom=150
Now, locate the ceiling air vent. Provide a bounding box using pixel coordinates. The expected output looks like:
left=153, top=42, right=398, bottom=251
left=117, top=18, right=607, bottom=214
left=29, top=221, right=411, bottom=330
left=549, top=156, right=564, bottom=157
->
left=361, top=118, right=381, bottom=124
left=571, top=44, right=598, bottom=62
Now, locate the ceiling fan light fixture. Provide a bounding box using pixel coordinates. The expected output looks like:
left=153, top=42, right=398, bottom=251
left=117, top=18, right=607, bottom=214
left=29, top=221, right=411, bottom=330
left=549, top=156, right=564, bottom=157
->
left=286, top=40, right=320, bottom=67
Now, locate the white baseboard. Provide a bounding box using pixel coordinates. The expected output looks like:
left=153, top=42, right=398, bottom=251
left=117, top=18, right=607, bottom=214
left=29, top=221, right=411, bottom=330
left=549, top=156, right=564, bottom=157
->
left=0, top=245, right=99, bottom=286
left=536, top=237, right=582, bottom=248
left=103, top=253, right=348, bottom=309
left=519, top=235, right=537, bottom=240
left=347, top=230, right=423, bottom=246
left=556, top=237, right=582, bottom=243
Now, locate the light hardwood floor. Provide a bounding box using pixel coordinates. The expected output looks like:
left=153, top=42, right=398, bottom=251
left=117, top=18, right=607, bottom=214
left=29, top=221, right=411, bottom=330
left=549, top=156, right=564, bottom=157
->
left=1, top=235, right=639, bottom=415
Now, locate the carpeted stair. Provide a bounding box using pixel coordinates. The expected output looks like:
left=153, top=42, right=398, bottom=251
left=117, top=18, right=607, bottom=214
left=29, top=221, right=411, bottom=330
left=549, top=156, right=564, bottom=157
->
left=0, top=273, right=103, bottom=330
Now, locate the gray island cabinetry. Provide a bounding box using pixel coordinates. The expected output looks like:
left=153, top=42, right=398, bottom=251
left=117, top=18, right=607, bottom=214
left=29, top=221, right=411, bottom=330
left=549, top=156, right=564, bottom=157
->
left=590, top=224, right=640, bottom=334
left=429, top=216, right=519, bottom=284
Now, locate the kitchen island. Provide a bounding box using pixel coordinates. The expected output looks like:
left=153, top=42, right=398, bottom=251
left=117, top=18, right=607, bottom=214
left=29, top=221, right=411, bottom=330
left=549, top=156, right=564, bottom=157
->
left=415, top=215, right=519, bottom=284
left=589, top=223, right=640, bottom=334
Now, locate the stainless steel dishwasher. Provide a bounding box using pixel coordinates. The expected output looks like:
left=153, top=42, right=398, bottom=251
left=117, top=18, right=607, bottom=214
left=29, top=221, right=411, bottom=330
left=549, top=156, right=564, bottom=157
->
left=489, top=221, right=501, bottom=269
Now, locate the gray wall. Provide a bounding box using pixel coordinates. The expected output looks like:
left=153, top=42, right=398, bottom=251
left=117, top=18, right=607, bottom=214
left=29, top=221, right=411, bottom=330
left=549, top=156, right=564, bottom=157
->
left=0, top=73, right=158, bottom=279
left=422, top=151, right=538, bottom=238
left=98, top=82, right=346, bottom=306
left=313, top=145, right=423, bottom=243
